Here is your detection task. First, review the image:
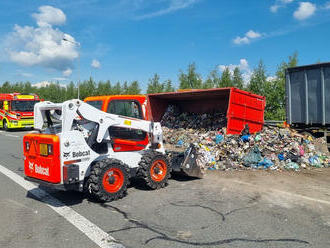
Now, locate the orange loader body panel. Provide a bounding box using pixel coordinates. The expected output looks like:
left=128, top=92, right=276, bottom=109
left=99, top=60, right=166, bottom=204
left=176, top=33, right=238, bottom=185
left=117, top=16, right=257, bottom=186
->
left=23, top=133, right=61, bottom=183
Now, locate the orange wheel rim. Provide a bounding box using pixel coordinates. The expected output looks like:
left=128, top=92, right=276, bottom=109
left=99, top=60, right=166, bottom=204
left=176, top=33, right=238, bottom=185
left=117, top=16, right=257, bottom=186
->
left=150, top=159, right=167, bottom=182
left=102, top=168, right=124, bottom=193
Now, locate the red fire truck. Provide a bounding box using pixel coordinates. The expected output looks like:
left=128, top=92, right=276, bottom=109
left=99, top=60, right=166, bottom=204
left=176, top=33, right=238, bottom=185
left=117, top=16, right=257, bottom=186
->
left=0, top=93, right=40, bottom=130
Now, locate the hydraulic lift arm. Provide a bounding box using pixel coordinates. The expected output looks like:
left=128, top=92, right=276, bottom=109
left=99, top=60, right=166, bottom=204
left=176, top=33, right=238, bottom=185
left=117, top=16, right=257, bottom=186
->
left=34, top=99, right=163, bottom=146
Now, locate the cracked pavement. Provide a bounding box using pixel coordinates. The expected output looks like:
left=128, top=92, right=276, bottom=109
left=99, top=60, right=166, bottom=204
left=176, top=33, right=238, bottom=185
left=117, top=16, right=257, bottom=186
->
left=0, top=130, right=330, bottom=248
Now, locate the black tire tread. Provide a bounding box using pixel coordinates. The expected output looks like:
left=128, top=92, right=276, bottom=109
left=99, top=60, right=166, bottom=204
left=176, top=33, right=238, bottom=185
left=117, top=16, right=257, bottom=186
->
left=86, top=158, right=130, bottom=202
left=138, top=150, right=171, bottom=190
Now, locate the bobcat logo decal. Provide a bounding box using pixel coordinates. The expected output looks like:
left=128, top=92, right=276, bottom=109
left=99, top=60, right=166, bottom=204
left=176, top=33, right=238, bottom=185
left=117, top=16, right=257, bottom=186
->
left=63, top=152, right=70, bottom=158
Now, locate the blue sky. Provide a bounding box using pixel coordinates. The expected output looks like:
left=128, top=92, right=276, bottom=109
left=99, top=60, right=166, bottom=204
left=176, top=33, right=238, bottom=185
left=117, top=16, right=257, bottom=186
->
left=0, top=0, right=329, bottom=91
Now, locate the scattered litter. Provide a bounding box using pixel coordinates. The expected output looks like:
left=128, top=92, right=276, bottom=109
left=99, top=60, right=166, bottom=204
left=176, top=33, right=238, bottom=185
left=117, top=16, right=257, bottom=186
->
left=161, top=104, right=330, bottom=171
left=285, top=162, right=300, bottom=170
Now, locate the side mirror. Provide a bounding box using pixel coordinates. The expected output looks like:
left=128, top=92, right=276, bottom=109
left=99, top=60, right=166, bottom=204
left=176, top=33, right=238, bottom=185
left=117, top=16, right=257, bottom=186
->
left=3, top=101, right=9, bottom=111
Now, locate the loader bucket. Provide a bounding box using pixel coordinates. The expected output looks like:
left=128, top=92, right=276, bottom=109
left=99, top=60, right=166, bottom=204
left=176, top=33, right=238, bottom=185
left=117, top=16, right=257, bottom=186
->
left=169, top=144, right=205, bottom=178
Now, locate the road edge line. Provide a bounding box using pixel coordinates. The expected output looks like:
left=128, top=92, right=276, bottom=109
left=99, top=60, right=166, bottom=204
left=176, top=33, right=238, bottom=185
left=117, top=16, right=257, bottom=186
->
left=0, top=164, right=125, bottom=248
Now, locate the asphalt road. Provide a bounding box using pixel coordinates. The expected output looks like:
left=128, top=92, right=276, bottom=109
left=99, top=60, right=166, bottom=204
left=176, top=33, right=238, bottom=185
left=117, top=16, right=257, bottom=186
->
left=0, top=129, right=330, bottom=248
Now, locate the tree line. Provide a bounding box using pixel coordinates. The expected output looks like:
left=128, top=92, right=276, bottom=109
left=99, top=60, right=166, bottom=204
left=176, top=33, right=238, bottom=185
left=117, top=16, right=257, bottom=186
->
left=0, top=53, right=298, bottom=120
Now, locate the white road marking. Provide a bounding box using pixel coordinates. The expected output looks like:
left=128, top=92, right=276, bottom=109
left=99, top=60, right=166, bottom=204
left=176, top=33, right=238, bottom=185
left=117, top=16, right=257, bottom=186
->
left=231, top=179, right=330, bottom=206
left=0, top=164, right=125, bottom=248
left=0, top=133, right=19, bottom=138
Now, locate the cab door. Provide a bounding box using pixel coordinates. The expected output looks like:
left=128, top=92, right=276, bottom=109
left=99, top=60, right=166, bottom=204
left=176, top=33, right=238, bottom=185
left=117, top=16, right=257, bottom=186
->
left=106, top=99, right=149, bottom=152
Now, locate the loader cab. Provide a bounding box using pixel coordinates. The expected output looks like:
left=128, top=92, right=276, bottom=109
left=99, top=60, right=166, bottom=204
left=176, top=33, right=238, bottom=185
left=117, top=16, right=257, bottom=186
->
left=84, top=95, right=149, bottom=152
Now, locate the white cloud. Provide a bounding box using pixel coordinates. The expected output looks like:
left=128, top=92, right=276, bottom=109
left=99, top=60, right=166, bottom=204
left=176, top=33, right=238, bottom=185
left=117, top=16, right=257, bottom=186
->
left=18, top=72, right=33, bottom=77
left=246, top=30, right=261, bottom=39
left=267, top=76, right=277, bottom=82
left=270, top=0, right=294, bottom=13
left=63, top=68, right=72, bottom=76
left=233, top=30, right=262, bottom=45
left=324, top=1, right=330, bottom=9
left=293, top=2, right=316, bottom=20
left=3, top=6, right=78, bottom=76
left=32, top=6, right=66, bottom=27
left=135, top=0, right=199, bottom=19
left=282, top=0, right=294, bottom=3
left=91, top=59, right=101, bottom=68
left=218, top=59, right=252, bottom=84
left=270, top=5, right=280, bottom=13
left=233, top=36, right=249, bottom=45
left=32, top=80, right=66, bottom=88
left=52, top=77, right=67, bottom=81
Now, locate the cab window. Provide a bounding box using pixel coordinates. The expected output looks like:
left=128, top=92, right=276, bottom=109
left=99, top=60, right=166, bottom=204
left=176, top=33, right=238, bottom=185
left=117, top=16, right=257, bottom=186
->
left=107, top=100, right=142, bottom=119
left=86, top=100, right=103, bottom=110
left=0, top=101, right=3, bottom=109
left=107, top=100, right=146, bottom=142
left=108, top=126, right=146, bottom=141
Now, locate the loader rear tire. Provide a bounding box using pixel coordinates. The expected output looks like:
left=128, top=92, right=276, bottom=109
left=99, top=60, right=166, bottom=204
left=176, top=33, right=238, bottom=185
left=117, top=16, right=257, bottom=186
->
left=86, top=158, right=129, bottom=202
left=139, top=150, right=171, bottom=190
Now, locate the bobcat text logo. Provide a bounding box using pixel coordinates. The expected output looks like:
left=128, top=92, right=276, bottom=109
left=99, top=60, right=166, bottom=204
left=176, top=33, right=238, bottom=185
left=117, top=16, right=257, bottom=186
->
left=35, top=164, right=49, bottom=176
left=72, top=150, right=90, bottom=158
left=28, top=162, right=49, bottom=176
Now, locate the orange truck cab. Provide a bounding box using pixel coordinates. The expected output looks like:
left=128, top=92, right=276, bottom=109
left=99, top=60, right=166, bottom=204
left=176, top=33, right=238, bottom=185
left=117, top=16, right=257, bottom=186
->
left=84, top=95, right=150, bottom=153
left=0, top=93, right=40, bottom=130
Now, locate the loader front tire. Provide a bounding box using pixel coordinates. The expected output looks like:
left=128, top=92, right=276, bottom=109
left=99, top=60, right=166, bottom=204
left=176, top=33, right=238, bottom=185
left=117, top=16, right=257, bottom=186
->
left=86, top=159, right=129, bottom=202
left=139, top=151, right=171, bottom=190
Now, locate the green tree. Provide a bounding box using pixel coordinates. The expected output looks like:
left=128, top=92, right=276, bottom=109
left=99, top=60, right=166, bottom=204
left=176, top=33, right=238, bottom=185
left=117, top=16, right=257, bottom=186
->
left=248, top=60, right=267, bottom=95
left=219, top=67, right=232, bottom=87
left=264, top=52, right=298, bottom=120
left=122, top=81, right=129, bottom=94
left=164, top=79, right=174, bottom=92
left=232, top=67, right=243, bottom=89
left=127, top=81, right=141, bottom=94
left=1, top=81, right=12, bottom=93
left=179, top=63, right=202, bottom=89
left=103, top=80, right=112, bottom=95
left=79, top=77, right=97, bottom=100
left=147, top=74, right=164, bottom=93
left=113, top=82, right=122, bottom=95
left=45, top=83, right=62, bottom=102
left=203, top=69, right=220, bottom=89
left=66, top=82, right=76, bottom=99
left=12, top=82, right=24, bottom=92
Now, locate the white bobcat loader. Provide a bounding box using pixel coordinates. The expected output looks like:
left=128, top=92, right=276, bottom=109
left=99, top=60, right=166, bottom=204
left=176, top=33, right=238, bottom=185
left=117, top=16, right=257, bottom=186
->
left=23, top=99, right=203, bottom=202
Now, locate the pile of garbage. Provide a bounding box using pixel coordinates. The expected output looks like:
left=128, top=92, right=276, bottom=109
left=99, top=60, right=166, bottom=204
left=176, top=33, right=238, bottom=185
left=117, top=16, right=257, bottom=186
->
left=161, top=105, right=330, bottom=171
left=161, top=105, right=227, bottom=130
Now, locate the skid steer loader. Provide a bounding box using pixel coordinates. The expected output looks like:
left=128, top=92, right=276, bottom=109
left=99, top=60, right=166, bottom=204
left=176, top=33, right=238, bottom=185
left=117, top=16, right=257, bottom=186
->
left=23, top=99, right=203, bottom=202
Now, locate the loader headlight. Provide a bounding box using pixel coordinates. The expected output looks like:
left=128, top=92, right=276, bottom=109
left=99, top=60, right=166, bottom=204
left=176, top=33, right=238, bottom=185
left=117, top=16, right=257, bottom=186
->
left=40, top=143, right=53, bottom=156
left=25, top=141, right=30, bottom=151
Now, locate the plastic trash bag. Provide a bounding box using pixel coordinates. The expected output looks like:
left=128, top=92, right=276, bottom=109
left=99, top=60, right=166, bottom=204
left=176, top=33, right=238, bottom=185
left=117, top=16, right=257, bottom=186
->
left=285, top=162, right=300, bottom=170
left=215, top=134, right=224, bottom=144
left=257, top=158, right=274, bottom=168
left=241, top=135, right=250, bottom=142
left=243, top=146, right=262, bottom=167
